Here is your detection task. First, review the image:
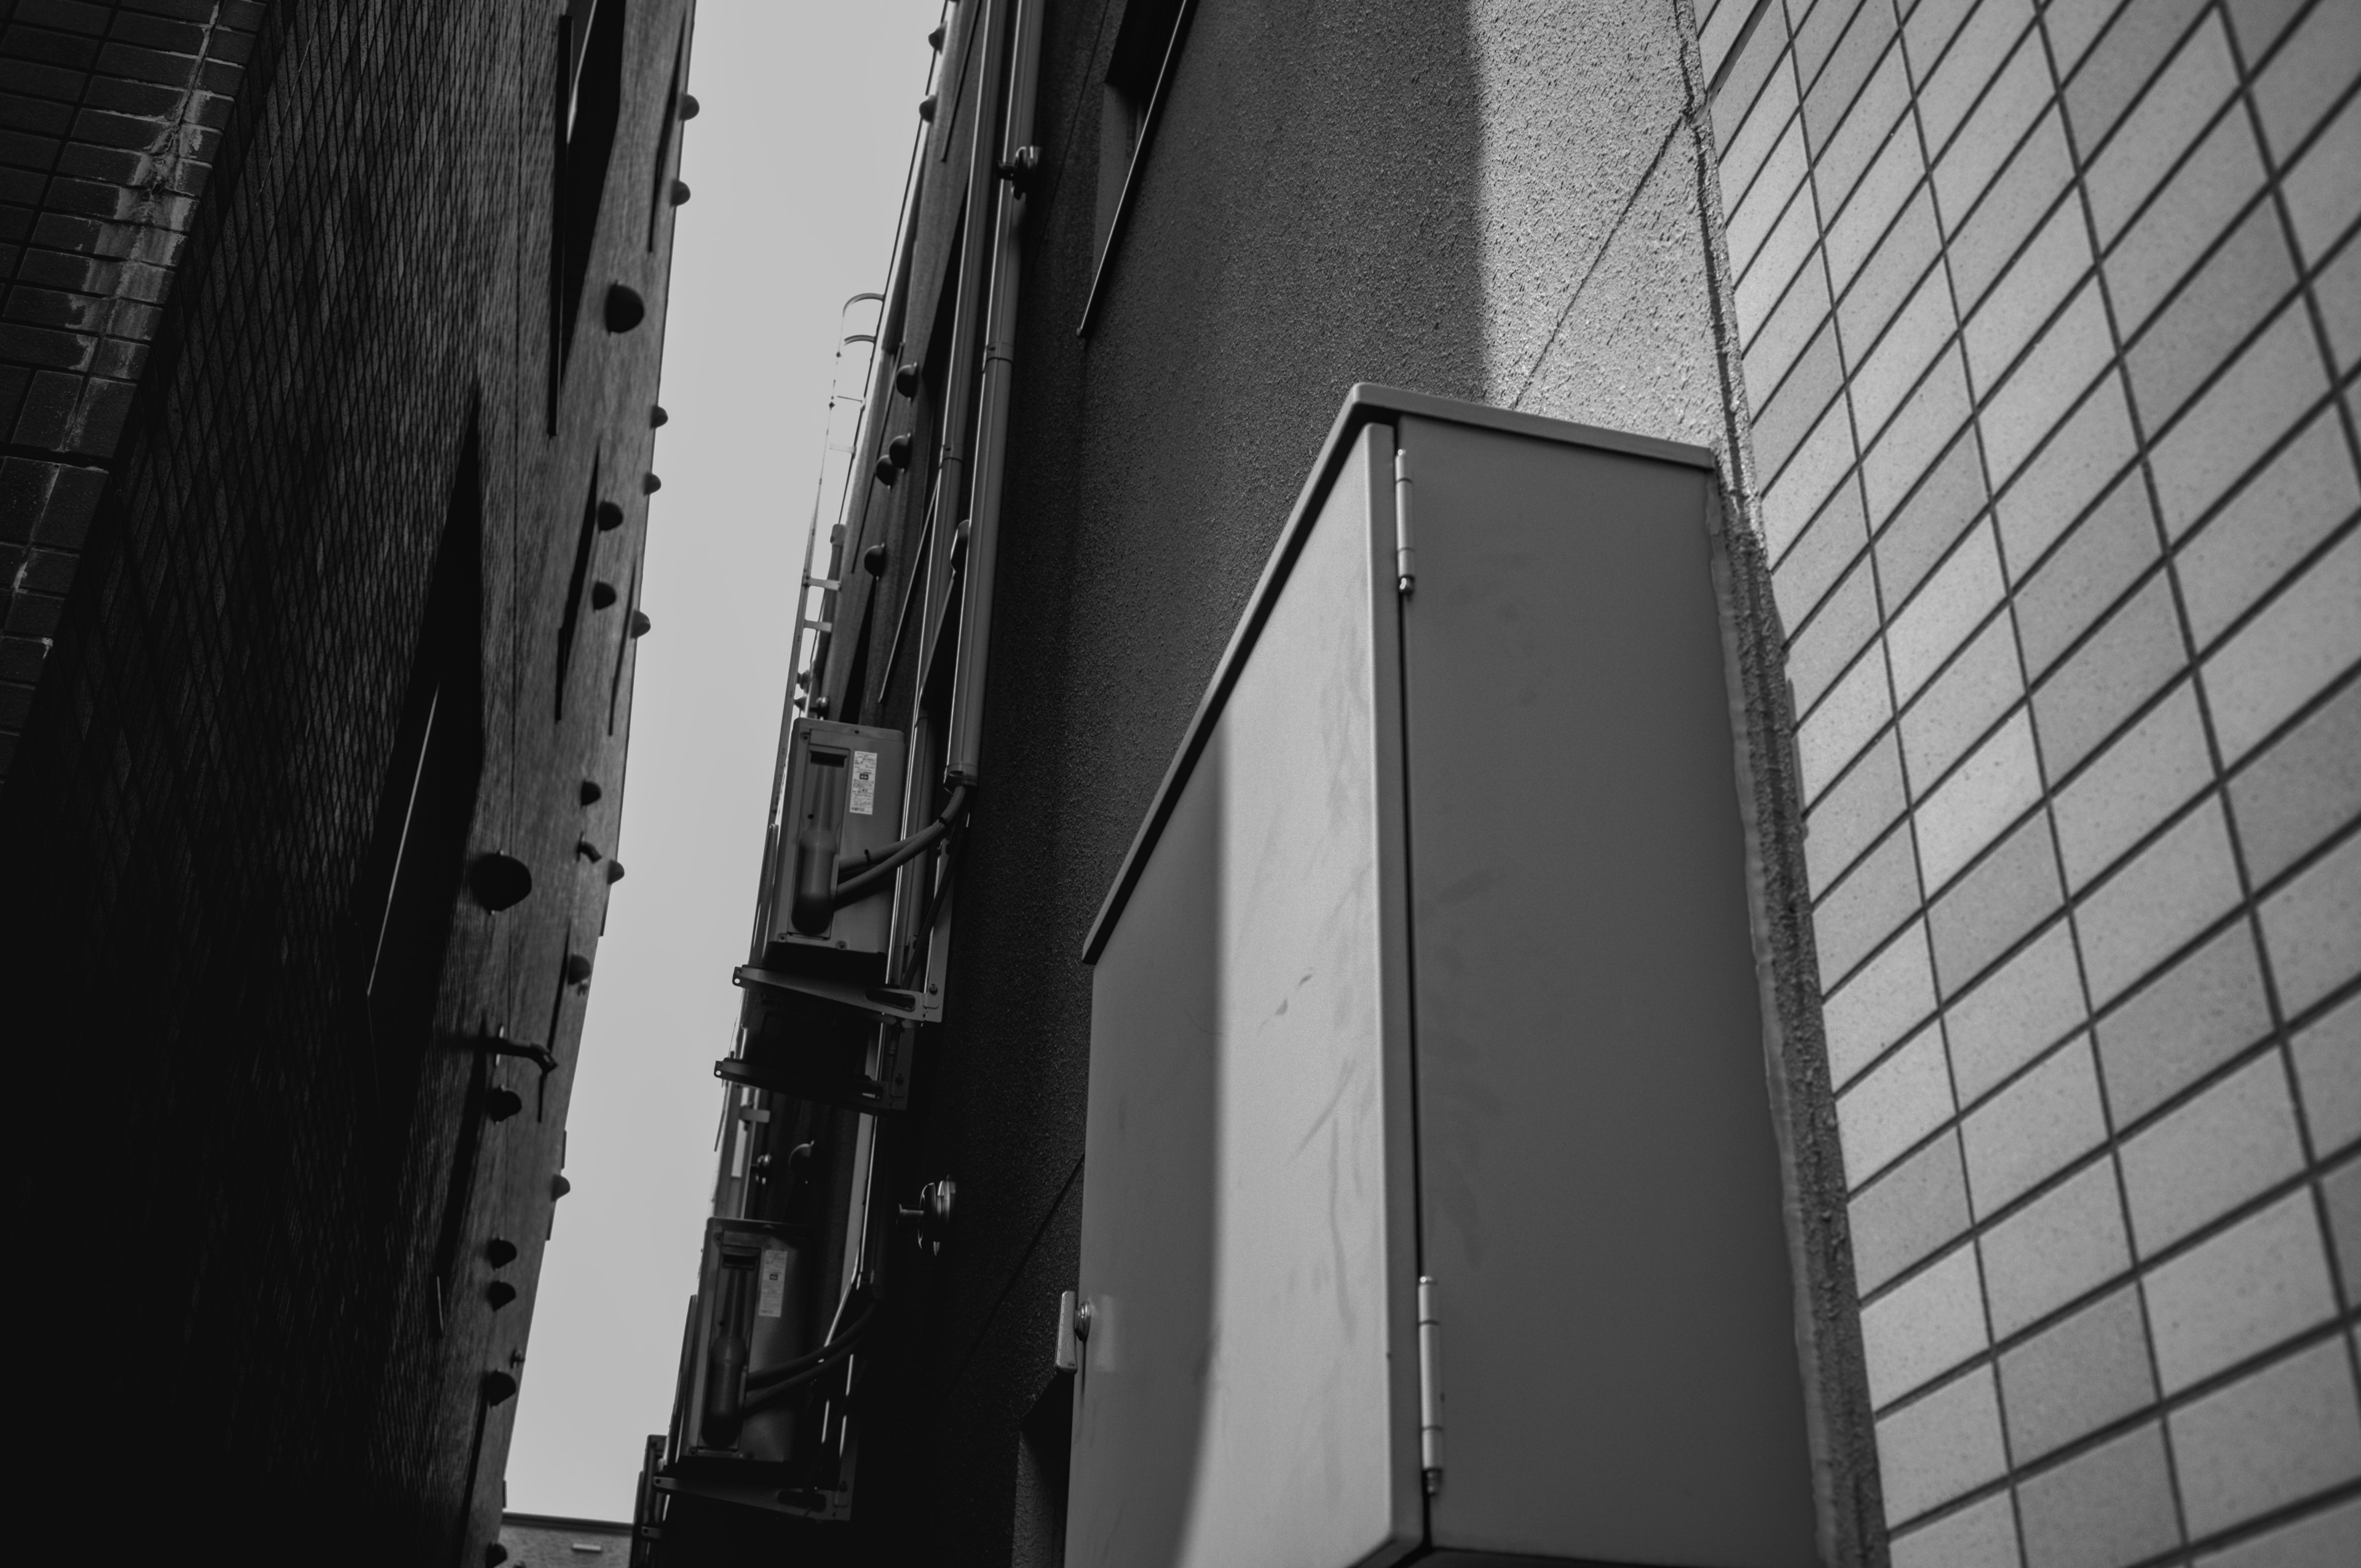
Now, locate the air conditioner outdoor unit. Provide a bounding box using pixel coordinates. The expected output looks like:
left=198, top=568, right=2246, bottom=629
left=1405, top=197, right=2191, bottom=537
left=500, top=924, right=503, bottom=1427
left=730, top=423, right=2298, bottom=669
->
left=759, top=718, right=908, bottom=982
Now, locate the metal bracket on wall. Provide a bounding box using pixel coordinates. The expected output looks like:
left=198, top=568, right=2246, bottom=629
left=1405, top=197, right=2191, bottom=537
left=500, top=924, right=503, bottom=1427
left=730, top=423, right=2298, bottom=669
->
left=734, top=962, right=941, bottom=1026
left=463, top=1028, right=558, bottom=1075
left=713, top=1053, right=907, bottom=1119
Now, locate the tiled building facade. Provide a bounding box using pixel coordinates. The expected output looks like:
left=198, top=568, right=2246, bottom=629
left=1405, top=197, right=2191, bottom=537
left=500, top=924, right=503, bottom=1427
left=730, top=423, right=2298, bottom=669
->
left=1704, top=0, right=2361, bottom=1560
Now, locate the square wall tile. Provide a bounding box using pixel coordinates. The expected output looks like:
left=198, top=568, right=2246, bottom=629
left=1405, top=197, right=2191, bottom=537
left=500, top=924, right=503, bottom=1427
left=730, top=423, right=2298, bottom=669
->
left=1722, top=46, right=1801, bottom=206
left=2015, top=1420, right=2181, bottom=1568
left=2053, top=680, right=2212, bottom=892
left=1964, top=193, right=2092, bottom=400
left=1792, top=550, right=1881, bottom=712
left=1902, top=611, right=2023, bottom=790
left=1918, top=710, right=2042, bottom=892
left=1801, top=639, right=1894, bottom=801
left=1875, top=423, right=1988, bottom=607
left=1998, top=1284, right=2156, bottom=1463
left=1995, top=372, right=2137, bottom=576
left=1750, top=255, right=1835, bottom=411
left=1892, top=522, right=2005, bottom=701
left=1982, top=1154, right=2132, bottom=1337
left=1816, top=42, right=1914, bottom=220
left=1891, top=1490, right=2021, bottom=1568
left=2276, top=74, right=2361, bottom=264
left=2095, top=920, right=2272, bottom=1126
left=1857, top=264, right=1962, bottom=448
left=2201, top=523, right=2361, bottom=766
left=2259, top=825, right=2361, bottom=1017
left=2177, top=409, right=2359, bottom=652
left=2032, top=571, right=2188, bottom=782
left=1730, top=117, right=1814, bottom=281
left=2014, top=473, right=2157, bottom=678
left=1741, top=190, right=1829, bottom=362
left=1762, top=320, right=1848, bottom=488
left=1917, top=0, right=2035, bottom=156
left=2145, top=1189, right=2337, bottom=1393
left=1809, top=729, right=1910, bottom=893
left=1774, top=472, right=1870, bottom=630
left=1949, top=919, right=2087, bottom=1104
left=1950, top=107, right=2073, bottom=317
left=2127, top=202, right=2300, bottom=433
left=2075, top=796, right=2242, bottom=1008
left=2040, top=0, right=2119, bottom=79
left=1955, top=103, right=2068, bottom=311
left=1792, top=0, right=1869, bottom=93
left=1980, top=283, right=2117, bottom=493
left=2252, top=0, right=2361, bottom=164
left=2222, top=0, right=2311, bottom=61
left=1867, top=348, right=1974, bottom=526
left=1803, top=0, right=1899, bottom=152
left=1818, top=821, right=1926, bottom=989
left=1767, top=396, right=1858, bottom=560
left=1864, top=1240, right=1992, bottom=1406
left=2293, top=992, right=2361, bottom=1158
left=1713, top=0, right=1795, bottom=148
left=2315, top=231, right=2361, bottom=374
left=1855, top=1129, right=1975, bottom=1293
left=1840, top=1018, right=1958, bottom=1187
left=1830, top=121, right=1927, bottom=295
left=2194, top=1493, right=2361, bottom=1568
left=2105, top=100, right=2268, bottom=337
left=1932, top=808, right=2063, bottom=996
left=2323, top=1153, right=2361, bottom=1300
left=2230, top=672, right=2361, bottom=889
left=1963, top=1034, right=2107, bottom=1215
left=2119, top=1051, right=2305, bottom=1255
left=1929, top=19, right=2050, bottom=225
left=2075, top=1, right=2223, bottom=233
left=1878, top=1364, right=2011, bottom=1524
left=2169, top=1336, right=2361, bottom=1538
left=1828, top=919, right=1943, bottom=1088
left=2152, top=304, right=2329, bottom=537
left=1841, top=186, right=1944, bottom=374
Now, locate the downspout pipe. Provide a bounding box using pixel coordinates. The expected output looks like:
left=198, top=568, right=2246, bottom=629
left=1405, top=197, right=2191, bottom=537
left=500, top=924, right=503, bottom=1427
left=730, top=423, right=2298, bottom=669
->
left=944, top=0, right=1042, bottom=786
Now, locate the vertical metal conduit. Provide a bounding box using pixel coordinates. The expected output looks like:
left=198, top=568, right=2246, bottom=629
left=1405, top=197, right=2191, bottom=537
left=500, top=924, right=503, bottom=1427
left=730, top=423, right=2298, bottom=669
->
left=944, top=0, right=1041, bottom=785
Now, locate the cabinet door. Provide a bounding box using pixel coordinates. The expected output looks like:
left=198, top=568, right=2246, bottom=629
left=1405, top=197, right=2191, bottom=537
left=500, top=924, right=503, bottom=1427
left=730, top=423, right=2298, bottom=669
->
left=1397, top=413, right=1817, bottom=1566
left=1070, top=423, right=1422, bottom=1568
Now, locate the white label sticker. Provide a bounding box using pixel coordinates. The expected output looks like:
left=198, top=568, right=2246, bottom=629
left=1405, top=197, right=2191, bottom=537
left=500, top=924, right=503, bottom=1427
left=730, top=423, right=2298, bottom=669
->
left=848, top=750, right=879, bottom=815
left=757, top=1247, right=789, bottom=1318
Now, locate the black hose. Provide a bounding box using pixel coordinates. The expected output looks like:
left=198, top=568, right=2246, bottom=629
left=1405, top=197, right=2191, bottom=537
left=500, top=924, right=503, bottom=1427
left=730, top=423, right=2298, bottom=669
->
left=829, top=785, right=970, bottom=909
left=737, top=1296, right=881, bottom=1413
left=742, top=1291, right=879, bottom=1388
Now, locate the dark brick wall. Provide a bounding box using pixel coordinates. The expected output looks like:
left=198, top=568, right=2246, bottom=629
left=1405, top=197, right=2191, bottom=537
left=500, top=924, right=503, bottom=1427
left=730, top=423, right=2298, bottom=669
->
left=0, top=0, right=263, bottom=782
left=0, top=1, right=694, bottom=1558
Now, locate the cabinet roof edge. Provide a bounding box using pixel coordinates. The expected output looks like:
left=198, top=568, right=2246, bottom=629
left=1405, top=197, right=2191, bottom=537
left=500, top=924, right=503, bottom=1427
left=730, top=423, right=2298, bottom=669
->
left=1079, top=384, right=1717, bottom=964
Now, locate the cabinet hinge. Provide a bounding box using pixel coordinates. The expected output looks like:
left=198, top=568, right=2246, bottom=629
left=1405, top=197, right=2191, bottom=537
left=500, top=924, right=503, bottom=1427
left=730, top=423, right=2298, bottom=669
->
left=1417, top=1275, right=1442, bottom=1494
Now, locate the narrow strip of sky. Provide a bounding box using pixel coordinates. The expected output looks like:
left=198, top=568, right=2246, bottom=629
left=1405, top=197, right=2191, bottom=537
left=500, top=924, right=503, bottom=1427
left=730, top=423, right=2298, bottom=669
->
left=505, top=0, right=946, bottom=1521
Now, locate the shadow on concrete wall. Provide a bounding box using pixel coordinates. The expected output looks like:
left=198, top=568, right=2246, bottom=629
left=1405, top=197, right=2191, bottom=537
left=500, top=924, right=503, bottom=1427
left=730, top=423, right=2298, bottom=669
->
left=881, top=2, right=1492, bottom=1562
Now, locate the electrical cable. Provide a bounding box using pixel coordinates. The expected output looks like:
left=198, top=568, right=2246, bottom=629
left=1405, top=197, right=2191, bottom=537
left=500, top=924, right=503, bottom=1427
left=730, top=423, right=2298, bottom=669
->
left=829, top=784, right=970, bottom=909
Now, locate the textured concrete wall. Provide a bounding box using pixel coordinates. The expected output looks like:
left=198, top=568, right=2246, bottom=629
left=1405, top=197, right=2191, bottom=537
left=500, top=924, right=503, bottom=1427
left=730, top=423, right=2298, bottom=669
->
left=1704, top=0, right=2361, bottom=1562
left=0, top=1, right=691, bottom=1559
left=821, top=1, right=1872, bottom=1561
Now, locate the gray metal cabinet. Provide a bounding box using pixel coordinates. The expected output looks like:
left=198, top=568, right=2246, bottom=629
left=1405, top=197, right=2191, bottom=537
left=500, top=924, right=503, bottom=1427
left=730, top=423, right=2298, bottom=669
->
left=1073, top=387, right=1820, bottom=1568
